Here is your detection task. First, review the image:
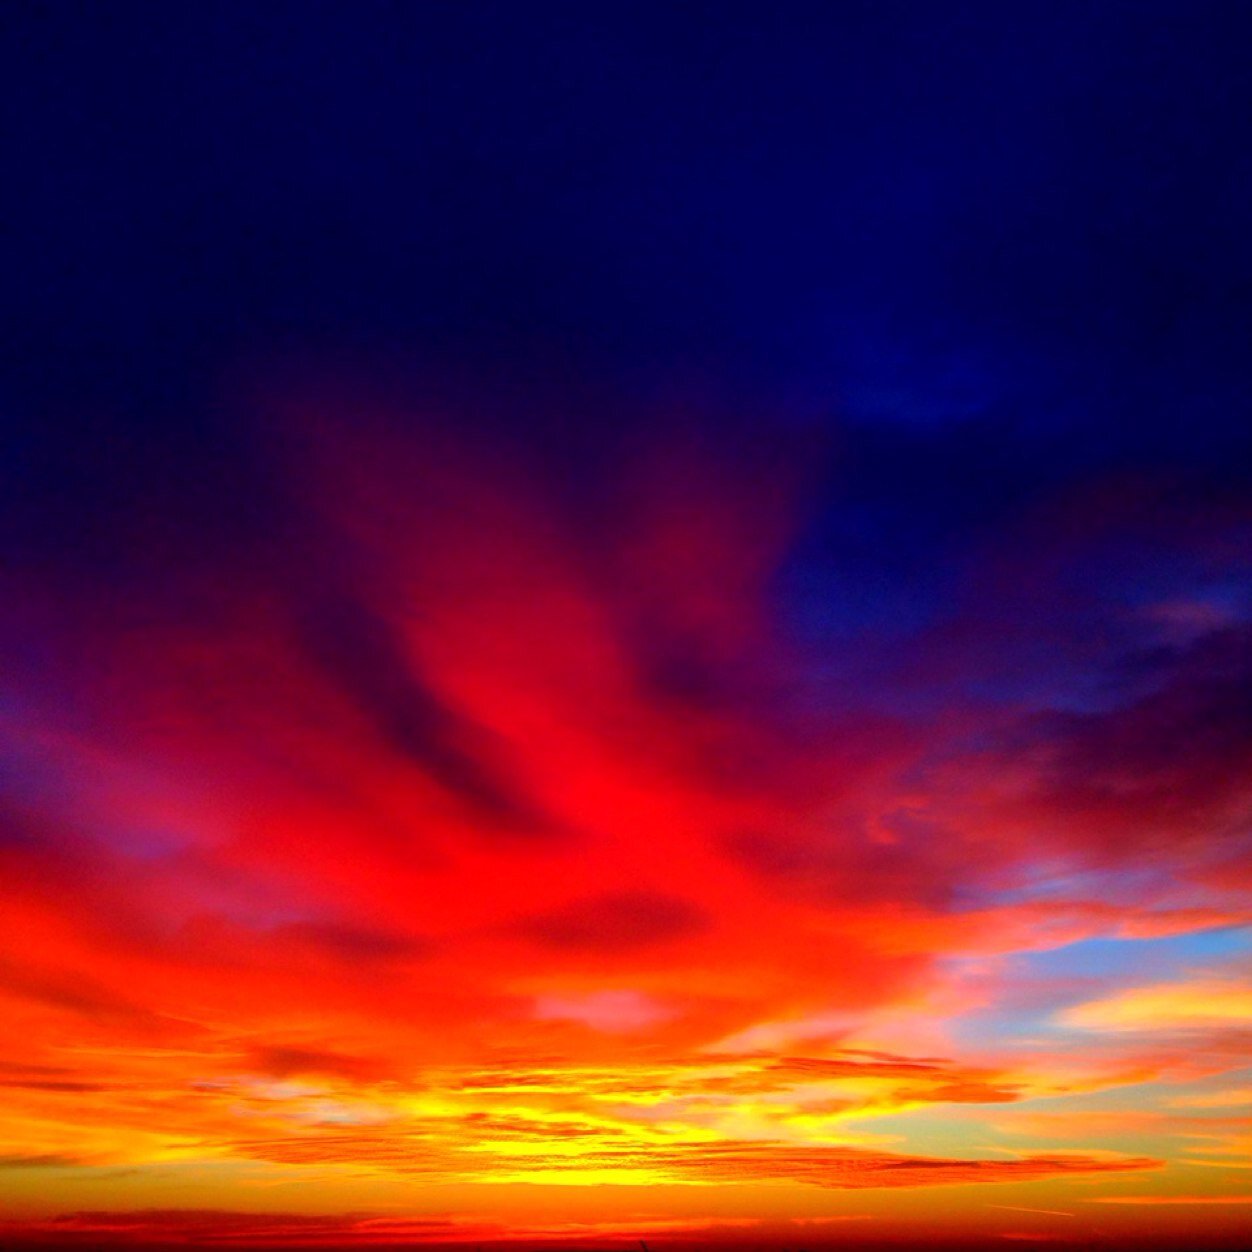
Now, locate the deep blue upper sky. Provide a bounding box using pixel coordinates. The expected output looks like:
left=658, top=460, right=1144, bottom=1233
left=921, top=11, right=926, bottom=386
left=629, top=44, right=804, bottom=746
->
left=3, top=2, right=1250, bottom=673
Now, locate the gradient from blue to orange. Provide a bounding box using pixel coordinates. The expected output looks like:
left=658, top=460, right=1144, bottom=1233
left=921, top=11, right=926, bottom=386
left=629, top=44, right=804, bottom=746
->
left=2, top=3, right=1251, bottom=1248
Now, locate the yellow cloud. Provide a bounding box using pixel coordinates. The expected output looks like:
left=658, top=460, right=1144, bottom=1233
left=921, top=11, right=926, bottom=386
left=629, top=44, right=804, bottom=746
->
left=1059, top=979, right=1252, bottom=1031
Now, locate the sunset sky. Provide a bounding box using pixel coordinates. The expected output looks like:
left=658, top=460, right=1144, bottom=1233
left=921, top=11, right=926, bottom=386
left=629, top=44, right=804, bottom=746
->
left=2, top=3, right=1251, bottom=1249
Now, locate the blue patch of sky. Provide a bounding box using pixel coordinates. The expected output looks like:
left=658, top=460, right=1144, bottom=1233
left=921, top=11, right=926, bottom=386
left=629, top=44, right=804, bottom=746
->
left=1021, top=927, right=1252, bottom=988
left=817, top=313, right=1018, bottom=431
left=943, top=925, right=1252, bottom=1053
left=773, top=537, right=951, bottom=646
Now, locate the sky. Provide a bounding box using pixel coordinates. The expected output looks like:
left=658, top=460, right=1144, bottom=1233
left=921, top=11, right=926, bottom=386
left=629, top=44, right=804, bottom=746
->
left=2, top=2, right=1251, bottom=1249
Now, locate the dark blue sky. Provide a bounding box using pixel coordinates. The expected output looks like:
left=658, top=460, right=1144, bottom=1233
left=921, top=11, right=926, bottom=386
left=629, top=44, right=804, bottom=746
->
left=3, top=1, right=1250, bottom=689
